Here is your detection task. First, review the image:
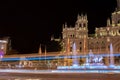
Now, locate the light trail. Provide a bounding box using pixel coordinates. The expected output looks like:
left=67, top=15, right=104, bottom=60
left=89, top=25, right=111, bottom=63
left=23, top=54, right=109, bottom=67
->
left=2, top=53, right=120, bottom=61
left=0, top=69, right=120, bottom=74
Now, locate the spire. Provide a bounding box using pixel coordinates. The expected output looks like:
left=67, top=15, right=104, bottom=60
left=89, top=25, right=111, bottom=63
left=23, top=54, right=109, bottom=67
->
left=107, top=18, right=111, bottom=26
left=85, top=14, right=87, bottom=19
left=62, top=24, right=65, bottom=29
left=81, top=13, right=83, bottom=16
left=51, top=35, right=54, bottom=41
left=81, top=13, right=84, bottom=20
left=45, top=45, right=47, bottom=55
left=38, top=44, right=42, bottom=55
left=117, top=0, right=120, bottom=11
left=65, top=22, right=67, bottom=28
left=77, top=13, right=80, bottom=19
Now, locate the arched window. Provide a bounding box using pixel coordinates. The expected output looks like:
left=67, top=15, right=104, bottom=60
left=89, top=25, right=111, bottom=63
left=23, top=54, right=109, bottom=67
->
left=79, top=24, right=82, bottom=27
left=118, top=19, right=120, bottom=23
left=80, top=42, right=82, bottom=44
left=73, top=34, right=75, bottom=38
left=71, top=35, right=72, bottom=37
left=80, top=47, right=82, bottom=51
left=96, top=41, right=99, bottom=44
left=83, top=23, right=86, bottom=27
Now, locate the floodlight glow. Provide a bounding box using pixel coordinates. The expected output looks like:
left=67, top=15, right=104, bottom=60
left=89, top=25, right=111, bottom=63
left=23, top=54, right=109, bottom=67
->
left=0, top=40, right=7, bottom=43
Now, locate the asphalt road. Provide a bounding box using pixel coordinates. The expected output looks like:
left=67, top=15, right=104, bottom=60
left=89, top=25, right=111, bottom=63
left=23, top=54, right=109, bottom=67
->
left=0, top=72, right=120, bottom=80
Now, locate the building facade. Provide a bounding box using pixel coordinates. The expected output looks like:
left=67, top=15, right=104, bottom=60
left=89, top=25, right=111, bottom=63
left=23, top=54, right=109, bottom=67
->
left=62, top=0, right=120, bottom=55
left=0, top=37, right=11, bottom=55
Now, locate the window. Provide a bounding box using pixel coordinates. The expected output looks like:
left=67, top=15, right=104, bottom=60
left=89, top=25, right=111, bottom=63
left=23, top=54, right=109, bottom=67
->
left=79, top=24, right=82, bottom=27
left=80, top=47, right=82, bottom=51
left=73, top=34, right=74, bottom=38
left=80, top=42, right=82, bottom=44
left=118, top=19, right=120, bottom=23
left=83, top=23, right=86, bottom=27
left=119, top=30, right=120, bottom=33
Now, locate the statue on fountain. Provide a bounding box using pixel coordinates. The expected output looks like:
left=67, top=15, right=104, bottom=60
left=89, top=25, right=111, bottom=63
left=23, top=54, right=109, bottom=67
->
left=84, top=50, right=107, bottom=69
left=87, top=50, right=103, bottom=65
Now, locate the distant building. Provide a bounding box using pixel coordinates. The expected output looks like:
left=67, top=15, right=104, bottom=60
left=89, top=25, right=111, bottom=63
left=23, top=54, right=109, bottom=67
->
left=62, top=0, right=120, bottom=54
left=0, top=37, right=11, bottom=55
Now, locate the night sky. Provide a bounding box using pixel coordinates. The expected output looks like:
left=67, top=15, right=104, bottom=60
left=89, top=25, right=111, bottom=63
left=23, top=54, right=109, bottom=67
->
left=0, top=0, right=117, bottom=53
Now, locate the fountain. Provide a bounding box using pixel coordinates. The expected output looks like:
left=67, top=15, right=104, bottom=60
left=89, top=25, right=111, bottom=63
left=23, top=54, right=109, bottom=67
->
left=57, top=42, right=82, bottom=69
left=72, top=42, right=79, bottom=66
left=109, top=43, right=115, bottom=68
left=57, top=42, right=120, bottom=70
left=83, top=50, right=108, bottom=69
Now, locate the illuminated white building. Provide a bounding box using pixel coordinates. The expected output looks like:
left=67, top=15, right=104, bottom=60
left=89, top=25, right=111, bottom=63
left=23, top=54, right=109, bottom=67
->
left=62, top=0, right=120, bottom=54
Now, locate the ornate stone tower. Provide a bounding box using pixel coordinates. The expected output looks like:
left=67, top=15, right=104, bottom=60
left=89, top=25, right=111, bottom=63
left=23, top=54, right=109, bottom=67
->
left=112, top=0, right=120, bottom=26
left=117, top=0, right=120, bottom=11
left=75, top=14, right=88, bottom=54
left=75, top=14, right=88, bottom=28
left=62, top=14, right=88, bottom=55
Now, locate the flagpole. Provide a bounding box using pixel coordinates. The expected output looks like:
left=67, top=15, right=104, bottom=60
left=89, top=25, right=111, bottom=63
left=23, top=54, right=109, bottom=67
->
left=45, top=45, right=47, bottom=65
left=38, top=44, right=42, bottom=63
left=39, top=44, right=42, bottom=55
